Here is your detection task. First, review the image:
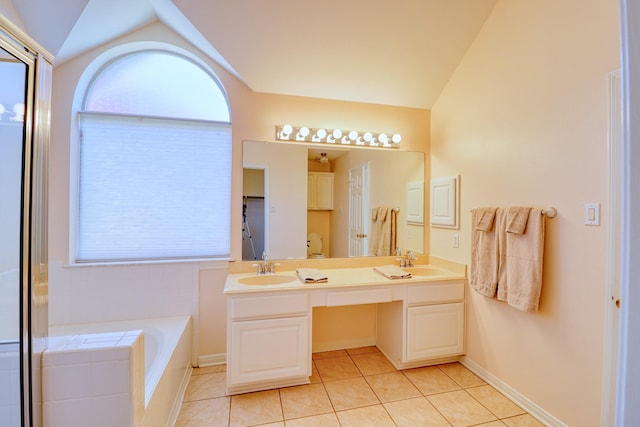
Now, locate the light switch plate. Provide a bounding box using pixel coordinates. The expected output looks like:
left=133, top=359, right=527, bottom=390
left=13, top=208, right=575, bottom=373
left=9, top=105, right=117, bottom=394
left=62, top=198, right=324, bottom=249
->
left=584, top=203, right=600, bottom=226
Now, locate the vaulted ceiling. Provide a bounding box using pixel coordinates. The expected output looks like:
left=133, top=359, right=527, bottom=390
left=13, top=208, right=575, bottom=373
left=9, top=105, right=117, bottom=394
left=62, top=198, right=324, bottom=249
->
left=3, top=0, right=498, bottom=108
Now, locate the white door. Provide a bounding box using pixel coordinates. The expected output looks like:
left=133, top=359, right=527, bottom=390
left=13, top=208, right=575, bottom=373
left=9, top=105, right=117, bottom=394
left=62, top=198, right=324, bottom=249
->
left=348, top=164, right=369, bottom=257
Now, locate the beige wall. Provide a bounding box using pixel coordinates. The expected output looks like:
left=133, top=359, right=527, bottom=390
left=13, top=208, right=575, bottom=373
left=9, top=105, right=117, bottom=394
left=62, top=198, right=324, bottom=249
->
left=429, top=1, right=619, bottom=425
left=47, top=22, right=430, bottom=361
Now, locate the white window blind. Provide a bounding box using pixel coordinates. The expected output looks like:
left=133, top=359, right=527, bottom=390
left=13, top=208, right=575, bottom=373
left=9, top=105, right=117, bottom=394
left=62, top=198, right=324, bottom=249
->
left=77, top=112, right=231, bottom=262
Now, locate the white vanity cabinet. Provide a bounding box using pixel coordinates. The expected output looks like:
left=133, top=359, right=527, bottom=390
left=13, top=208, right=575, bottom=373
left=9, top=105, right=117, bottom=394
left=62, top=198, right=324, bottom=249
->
left=307, top=172, right=334, bottom=210
left=377, top=280, right=465, bottom=369
left=225, top=264, right=467, bottom=394
left=226, top=293, right=311, bottom=394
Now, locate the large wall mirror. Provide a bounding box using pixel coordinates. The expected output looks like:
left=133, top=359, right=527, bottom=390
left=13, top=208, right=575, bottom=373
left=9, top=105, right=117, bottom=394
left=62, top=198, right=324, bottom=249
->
left=242, top=140, right=425, bottom=260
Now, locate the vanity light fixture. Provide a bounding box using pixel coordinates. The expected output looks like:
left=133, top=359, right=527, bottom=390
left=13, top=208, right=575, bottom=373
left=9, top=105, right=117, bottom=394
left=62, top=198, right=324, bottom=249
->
left=276, top=124, right=401, bottom=148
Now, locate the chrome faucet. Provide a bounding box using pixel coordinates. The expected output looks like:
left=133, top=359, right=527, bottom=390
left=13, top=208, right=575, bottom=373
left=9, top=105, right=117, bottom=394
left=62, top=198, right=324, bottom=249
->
left=396, top=248, right=416, bottom=268
left=262, top=250, right=269, bottom=273
left=407, top=250, right=416, bottom=267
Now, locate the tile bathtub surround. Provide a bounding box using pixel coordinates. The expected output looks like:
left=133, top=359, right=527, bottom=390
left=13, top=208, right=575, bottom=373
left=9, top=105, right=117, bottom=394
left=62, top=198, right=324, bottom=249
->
left=42, top=331, right=144, bottom=427
left=176, top=347, right=546, bottom=427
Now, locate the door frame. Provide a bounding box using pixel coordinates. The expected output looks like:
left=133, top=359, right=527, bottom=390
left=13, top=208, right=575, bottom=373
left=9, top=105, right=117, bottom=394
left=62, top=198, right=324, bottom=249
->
left=602, top=69, right=621, bottom=427
left=615, top=1, right=640, bottom=425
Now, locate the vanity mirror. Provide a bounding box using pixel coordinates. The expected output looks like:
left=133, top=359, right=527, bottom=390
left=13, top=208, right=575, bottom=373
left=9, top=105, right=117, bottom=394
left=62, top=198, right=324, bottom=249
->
left=242, top=140, right=425, bottom=260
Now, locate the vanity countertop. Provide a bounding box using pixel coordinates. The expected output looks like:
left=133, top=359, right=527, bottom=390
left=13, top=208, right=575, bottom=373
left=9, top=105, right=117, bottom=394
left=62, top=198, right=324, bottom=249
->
left=223, top=257, right=466, bottom=294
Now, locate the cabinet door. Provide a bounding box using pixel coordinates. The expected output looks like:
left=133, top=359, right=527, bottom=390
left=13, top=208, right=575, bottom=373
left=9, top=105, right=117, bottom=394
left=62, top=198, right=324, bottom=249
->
left=315, top=173, right=334, bottom=210
left=406, top=302, right=464, bottom=361
left=229, top=316, right=310, bottom=386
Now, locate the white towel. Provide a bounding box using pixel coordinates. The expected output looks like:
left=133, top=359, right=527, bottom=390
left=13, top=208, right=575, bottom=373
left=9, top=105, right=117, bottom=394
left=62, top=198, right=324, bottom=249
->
left=296, top=268, right=328, bottom=283
left=470, top=208, right=502, bottom=297
left=374, top=265, right=412, bottom=279
left=497, top=208, right=545, bottom=311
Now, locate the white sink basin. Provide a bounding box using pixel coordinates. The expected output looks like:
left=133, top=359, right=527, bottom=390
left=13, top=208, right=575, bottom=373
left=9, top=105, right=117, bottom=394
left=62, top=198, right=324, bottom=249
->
left=238, top=275, right=298, bottom=285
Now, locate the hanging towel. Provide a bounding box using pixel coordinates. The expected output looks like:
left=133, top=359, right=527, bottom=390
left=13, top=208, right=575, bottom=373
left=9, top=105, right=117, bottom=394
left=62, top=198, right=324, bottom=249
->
left=374, top=265, right=412, bottom=279
left=497, top=208, right=545, bottom=311
left=369, top=207, right=398, bottom=256
left=368, top=207, right=384, bottom=255
left=474, top=207, right=498, bottom=232
left=470, top=207, right=503, bottom=297
left=506, top=207, right=532, bottom=234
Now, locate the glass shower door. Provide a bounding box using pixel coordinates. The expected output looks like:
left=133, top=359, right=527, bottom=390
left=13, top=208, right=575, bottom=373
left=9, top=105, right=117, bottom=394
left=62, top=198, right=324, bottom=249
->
left=0, top=43, right=28, bottom=427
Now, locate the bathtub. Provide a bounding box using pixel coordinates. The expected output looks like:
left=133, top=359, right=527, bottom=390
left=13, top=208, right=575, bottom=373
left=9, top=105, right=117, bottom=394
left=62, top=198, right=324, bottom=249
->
left=49, top=316, right=192, bottom=427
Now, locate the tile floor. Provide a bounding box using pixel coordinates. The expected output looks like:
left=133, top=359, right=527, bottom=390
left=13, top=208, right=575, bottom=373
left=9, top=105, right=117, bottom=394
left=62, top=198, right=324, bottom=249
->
left=175, top=347, right=545, bottom=427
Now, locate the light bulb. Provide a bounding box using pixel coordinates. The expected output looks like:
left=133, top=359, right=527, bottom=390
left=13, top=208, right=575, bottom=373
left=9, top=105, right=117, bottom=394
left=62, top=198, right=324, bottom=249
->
left=296, top=126, right=310, bottom=141
left=278, top=124, right=293, bottom=140
left=312, top=128, right=327, bottom=142
left=392, top=133, right=402, bottom=144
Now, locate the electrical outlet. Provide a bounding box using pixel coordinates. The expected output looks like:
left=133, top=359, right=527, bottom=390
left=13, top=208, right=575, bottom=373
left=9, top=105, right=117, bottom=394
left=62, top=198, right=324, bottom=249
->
left=452, top=233, right=459, bottom=248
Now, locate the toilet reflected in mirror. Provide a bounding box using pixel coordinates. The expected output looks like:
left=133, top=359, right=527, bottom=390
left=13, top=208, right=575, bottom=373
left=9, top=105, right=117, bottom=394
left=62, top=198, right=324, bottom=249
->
left=307, top=232, right=325, bottom=258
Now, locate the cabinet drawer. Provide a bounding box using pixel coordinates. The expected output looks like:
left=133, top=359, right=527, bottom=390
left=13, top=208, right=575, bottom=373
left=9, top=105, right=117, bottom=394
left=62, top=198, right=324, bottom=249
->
left=230, top=293, right=309, bottom=320
left=407, top=282, right=464, bottom=305
left=326, top=288, right=392, bottom=306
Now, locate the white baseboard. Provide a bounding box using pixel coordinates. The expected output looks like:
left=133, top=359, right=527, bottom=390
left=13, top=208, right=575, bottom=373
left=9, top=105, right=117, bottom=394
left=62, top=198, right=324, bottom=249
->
left=198, top=353, right=227, bottom=367
left=459, top=356, right=567, bottom=427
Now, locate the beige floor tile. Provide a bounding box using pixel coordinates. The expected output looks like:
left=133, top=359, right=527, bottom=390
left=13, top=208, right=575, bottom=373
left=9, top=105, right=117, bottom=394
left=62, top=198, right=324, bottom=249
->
left=183, top=372, right=227, bottom=402
left=351, top=352, right=397, bottom=376
left=229, top=389, right=283, bottom=427
left=253, top=423, right=284, bottom=427
left=428, top=390, right=497, bottom=427
left=475, top=422, right=507, bottom=426
left=335, top=404, right=396, bottom=427
left=438, top=362, right=486, bottom=388
left=314, top=355, right=361, bottom=382
left=502, top=413, right=546, bottom=426
left=346, top=346, right=380, bottom=355
left=384, top=396, right=451, bottom=427
left=403, top=365, right=461, bottom=395
left=365, top=372, right=421, bottom=403
left=312, top=349, right=348, bottom=360
left=284, top=412, right=341, bottom=427
left=309, top=362, right=321, bottom=384
left=466, top=385, right=525, bottom=419
left=279, top=383, right=333, bottom=420
left=175, top=396, right=230, bottom=427
left=324, top=377, right=380, bottom=411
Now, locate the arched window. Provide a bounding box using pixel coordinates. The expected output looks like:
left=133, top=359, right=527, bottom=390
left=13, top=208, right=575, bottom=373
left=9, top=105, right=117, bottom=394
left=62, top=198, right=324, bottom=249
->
left=77, top=50, right=231, bottom=262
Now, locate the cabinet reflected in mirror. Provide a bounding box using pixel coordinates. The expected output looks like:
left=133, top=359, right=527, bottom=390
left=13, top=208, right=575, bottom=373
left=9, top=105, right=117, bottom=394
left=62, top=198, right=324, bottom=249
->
left=243, top=140, right=425, bottom=260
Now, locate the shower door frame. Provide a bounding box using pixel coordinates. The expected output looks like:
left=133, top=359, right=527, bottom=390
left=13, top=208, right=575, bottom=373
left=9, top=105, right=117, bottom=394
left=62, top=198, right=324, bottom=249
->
left=0, top=15, right=52, bottom=427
